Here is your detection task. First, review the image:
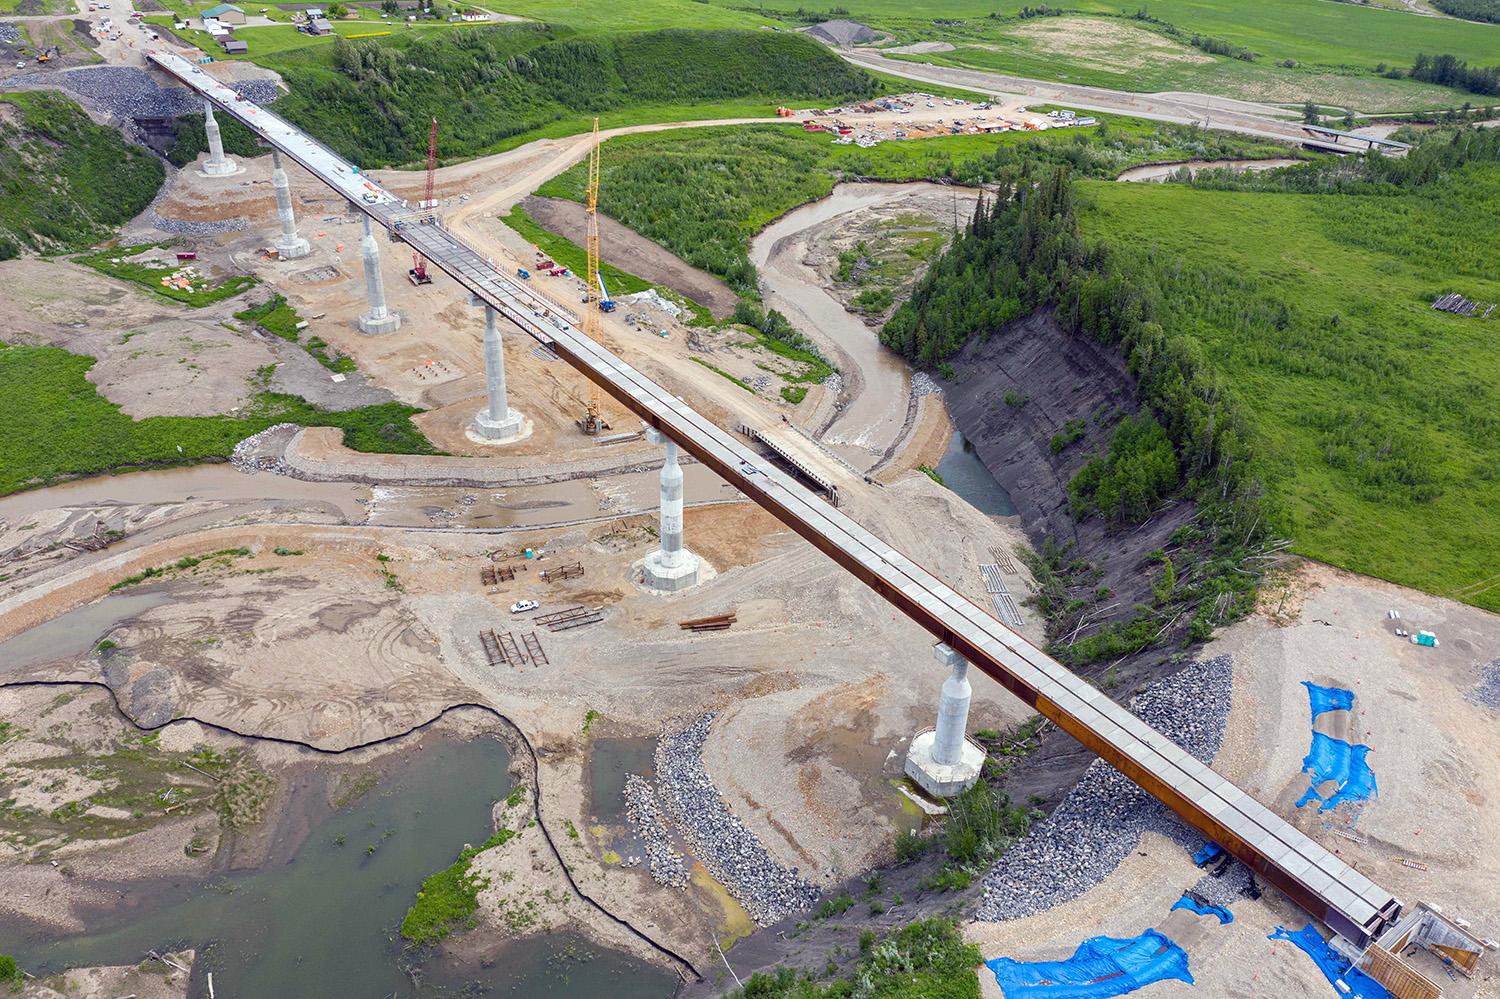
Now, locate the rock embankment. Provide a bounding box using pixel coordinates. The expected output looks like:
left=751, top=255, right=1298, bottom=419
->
left=655, top=713, right=819, bottom=925
left=624, top=774, right=689, bottom=889
left=975, top=655, right=1236, bottom=921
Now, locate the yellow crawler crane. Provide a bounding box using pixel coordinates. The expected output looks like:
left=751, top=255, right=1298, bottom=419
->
left=578, top=118, right=610, bottom=436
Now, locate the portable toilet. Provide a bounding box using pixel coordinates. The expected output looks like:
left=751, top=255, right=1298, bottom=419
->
left=1414, top=630, right=1438, bottom=647
left=524, top=547, right=534, bottom=560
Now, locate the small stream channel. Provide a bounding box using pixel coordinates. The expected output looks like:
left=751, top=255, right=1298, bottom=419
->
left=935, top=430, right=1017, bottom=518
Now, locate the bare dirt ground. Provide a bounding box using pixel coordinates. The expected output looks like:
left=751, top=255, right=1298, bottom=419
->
left=21, top=950, right=194, bottom=999
left=1006, top=17, right=1214, bottom=73
left=520, top=195, right=740, bottom=320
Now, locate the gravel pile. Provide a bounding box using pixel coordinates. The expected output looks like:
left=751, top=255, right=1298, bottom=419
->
left=230, top=422, right=300, bottom=474
left=624, top=774, right=689, bottom=889
left=1189, top=860, right=1253, bottom=909
left=655, top=713, right=820, bottom=925
left=0, top=23, right=21, bottom=45
left=1, top=66, right=279, bottom=119
left=1468, top=658, right=1500, bottom=710
left=912, top=371, right=943, bottom=397
left=141, top=166, right=247, bottom=235
left=975, top=655, right=1236, bottom=922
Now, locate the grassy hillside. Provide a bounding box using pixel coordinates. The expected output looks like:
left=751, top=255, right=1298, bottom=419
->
left=887, top=127, right=1500, bottom=612
left=1080, top=153, right=1500, bottom=609
left=536, top=118, right=1299, bottom=294
left=715, top=0, right=1500, bottom=109
left=0, top=343, right=436, bottom=496
left=245, top=25, right=878, bottom=166
left=0, top=92, right=163, bottom=258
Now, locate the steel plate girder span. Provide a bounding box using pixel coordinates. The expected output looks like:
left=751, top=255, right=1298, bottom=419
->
left=147, top=48, right=1398, bottom=946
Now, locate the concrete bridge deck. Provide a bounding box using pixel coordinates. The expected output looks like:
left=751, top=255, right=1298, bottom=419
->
left=147, top=47, right=1402, bottom=947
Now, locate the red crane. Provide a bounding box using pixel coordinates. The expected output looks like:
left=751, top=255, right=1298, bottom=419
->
left=409, top=117, right=439, bottom=286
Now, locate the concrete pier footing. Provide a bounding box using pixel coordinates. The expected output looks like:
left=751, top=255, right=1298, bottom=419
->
left=642, top=428, right=701, bottom=592
left=470, top=296, right=525, bottom=442
left=357, top=214, right=401, bottom=335
left=904, top=643, right=984, bottom=798
left=200, top=100, right=238, bottom=177
left=270, top=150, right=311, bottom=260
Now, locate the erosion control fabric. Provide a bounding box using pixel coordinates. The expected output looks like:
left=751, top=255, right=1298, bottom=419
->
left=1302, top=680, right=1355, bottom=721
left=1297, top=731, right=1379, bottom=812
left=987, top=929, right=1193, bottom=998
left=1172, top=893, right=1234, bottom=924
left=1269, top=924, right=1393, bottom=999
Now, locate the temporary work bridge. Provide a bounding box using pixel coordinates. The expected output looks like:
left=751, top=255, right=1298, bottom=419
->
left=148, top=48, right=1401, bottom=948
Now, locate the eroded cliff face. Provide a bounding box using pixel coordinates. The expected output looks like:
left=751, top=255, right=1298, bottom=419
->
left=943, top=310, right=1198, bottom=806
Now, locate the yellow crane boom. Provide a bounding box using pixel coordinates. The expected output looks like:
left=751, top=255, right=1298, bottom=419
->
left=578, top=118, right=608, bottom=436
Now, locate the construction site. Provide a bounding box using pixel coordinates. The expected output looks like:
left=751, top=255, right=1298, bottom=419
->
left=0, top=16, right=1497, bottom=999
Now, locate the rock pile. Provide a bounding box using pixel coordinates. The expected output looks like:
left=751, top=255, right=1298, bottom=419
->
left=912, top=371, right=942, bottom=397
left=655, top=713, right=819, bottom=925
left=624, top=775, right=688, bottom=889
left=2, top=66, right=279, bottom=119
left=1190, top=860, right=1253, bottom=909
left=0, top=23, right=21, bottom=45
left=975, top=656, right=1235, bottom=922
left=230, top=423, right=300, bottom=474
left=1468, top=658, right=1500, bottom=710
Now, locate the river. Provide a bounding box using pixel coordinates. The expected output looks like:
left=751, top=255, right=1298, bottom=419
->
left=1, top=731, right=676, bottom=998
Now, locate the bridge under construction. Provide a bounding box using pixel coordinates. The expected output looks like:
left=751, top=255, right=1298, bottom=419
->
left=148, top=48, right=1402, bottom=951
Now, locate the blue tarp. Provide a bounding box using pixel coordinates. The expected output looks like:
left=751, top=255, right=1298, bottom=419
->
left=1172, top=893, right=1233, bottom=924
left=1296, top=731, right=1379, bottom=812
left=1303, top=681, right=1355, bottom=721
left=1192, top=842, right=1224, bottom=867
left=987, top=930, right=1194, bottom=999
left=1269, top=924, right=1393, bottom=999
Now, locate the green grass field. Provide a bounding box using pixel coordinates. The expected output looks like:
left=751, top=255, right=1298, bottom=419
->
left=537, top=117, right=1300, bottom=294
left=75, top=245, right=258, bottom=308
left=701, top=0, right=1500, bottom=109
left=0, top=343, right=437, bottom=496
left=1075, top=167, right=1500, bottom=608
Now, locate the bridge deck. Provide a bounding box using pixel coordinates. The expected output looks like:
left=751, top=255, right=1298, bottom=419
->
left=148, top=49, right=1400, bottom=946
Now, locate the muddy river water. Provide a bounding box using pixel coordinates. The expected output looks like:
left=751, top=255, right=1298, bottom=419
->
left=1114, top=157, right=1303, bottom=182
left=2, top=732, right=675, bottom=998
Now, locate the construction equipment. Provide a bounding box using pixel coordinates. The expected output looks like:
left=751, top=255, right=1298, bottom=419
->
left=576, top=118, right=610, bottom=436
left=408, top=117, right=438, bottom=285
left=597, top=272, right=616, bottom=312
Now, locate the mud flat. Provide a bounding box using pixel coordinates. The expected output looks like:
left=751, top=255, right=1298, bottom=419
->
left=1115, top=157, right=1302, bottom=182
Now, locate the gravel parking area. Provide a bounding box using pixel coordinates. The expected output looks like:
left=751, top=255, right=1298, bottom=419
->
left=656, top=713, right=820, bottom=925
left=975, top=655, right=1236, bottom=921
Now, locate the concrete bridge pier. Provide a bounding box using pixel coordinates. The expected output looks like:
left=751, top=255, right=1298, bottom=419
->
left=270, top=150, right=310, bottom=259
left=904, top=642, right=984, bottom=798
left=642, top=427, right=700, bottom=592
left=357, top=214, right=401, bottom=335
left=470, top=294, right=525, bottom=442
left=200, top=100, right=237, bottom=177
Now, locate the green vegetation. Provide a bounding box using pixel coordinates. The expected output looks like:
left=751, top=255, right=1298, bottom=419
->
left=400, top=827, right=516, bottom=945
left=235, top=295, right=356, bottom=372
left=918, top=464, right=945, bottom=486
left=111, top=547, right=252, bottom=590
left=75, top=245, right=258, bottom=309
left=891, top=126, right=1500, bottom=616
left=250, top=26, right=877, bottom=166
left=166, top=112, right=267, bottom=168
left=691, top=356, right=758, bottom=393
left=1431, top=0, right=1500, bottom=23
left=1409, top=53, right=1500, bottom=97
left=0, top=954, right=18, bottom=989
left=780, top=385, right=808, bottom=404
left=0, top=343, right=437, bottom=497
left=0, top=92, right=163, bottom=258
left=719, top=0, right=1500, bottom=108
left=733, top=918, right=981, bottom=999
left=538, top=119, right=1296, bottom=295
left=502, top=206, right=711, bottom=326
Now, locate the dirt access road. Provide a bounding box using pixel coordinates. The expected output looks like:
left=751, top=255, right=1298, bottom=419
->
left=836, top=47, right=1362, bottom=150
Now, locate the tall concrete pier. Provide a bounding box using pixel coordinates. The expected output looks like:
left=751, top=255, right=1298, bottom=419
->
left=904, top=643, right=984, bottom=798
left=200, top=99, right=237, bottom=176
left=470, top=294, right=524, bottom=442
left=642, top=427, right=700, bottom=592
left=357, top=214, right=401, bottom=335
left=270, top=150, right=310, bottom=259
